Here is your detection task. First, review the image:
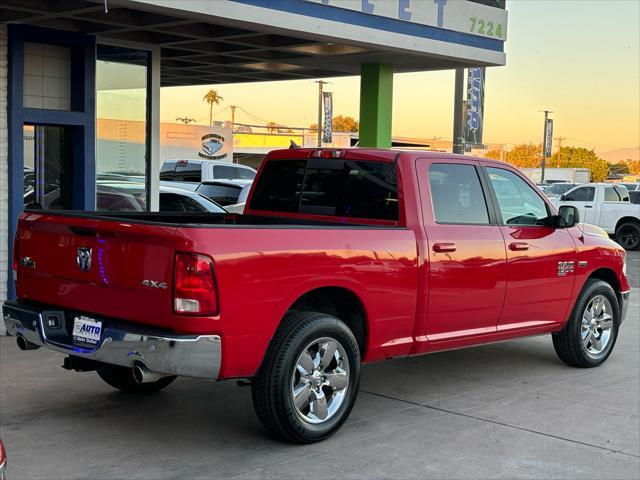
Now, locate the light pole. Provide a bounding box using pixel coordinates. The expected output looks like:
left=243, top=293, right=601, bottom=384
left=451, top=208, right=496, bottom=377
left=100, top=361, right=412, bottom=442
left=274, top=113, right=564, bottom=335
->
left=452, top=68, right=465, bottom=154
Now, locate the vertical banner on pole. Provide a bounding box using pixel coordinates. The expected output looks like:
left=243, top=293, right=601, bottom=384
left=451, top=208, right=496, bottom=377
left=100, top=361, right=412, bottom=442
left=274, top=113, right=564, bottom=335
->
left=463, top=67, right=486, bottom=147
left=544, top=118, right=554, bottom=158
left=322, top=91, right=333, bottom=144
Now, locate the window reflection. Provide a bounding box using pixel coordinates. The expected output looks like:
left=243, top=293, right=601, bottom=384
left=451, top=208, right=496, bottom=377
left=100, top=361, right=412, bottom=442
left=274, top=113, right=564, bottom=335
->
left=96, top=45, right=149, bottom=211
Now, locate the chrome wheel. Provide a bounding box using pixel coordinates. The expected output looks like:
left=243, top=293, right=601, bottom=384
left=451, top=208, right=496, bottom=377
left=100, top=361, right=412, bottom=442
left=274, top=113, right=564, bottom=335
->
left=291, top=337, right=350, bottom=424
left=581, top=295, right=614, bottom=355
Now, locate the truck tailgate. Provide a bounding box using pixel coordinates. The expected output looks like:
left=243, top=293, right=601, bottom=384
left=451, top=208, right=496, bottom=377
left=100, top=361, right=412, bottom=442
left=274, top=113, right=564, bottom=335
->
left=15, top=212, right=178, bottom=329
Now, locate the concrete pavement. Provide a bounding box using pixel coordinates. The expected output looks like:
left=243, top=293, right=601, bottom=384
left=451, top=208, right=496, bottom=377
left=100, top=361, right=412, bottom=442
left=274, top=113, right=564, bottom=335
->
left=1, top=253, right=638, bottom=479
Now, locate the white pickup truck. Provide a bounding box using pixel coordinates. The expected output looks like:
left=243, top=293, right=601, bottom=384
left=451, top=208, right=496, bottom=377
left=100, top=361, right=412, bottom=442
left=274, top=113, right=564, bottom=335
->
left=554, top=183, right=640, bottom=250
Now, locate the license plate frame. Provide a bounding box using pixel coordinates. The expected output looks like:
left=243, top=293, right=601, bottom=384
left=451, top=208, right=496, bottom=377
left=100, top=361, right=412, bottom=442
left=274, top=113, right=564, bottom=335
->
left=72, top=316, right=103, bottom=346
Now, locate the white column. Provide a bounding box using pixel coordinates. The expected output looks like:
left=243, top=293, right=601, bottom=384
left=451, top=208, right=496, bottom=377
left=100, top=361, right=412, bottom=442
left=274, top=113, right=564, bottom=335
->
left=149, top=46, right=161, bottom=212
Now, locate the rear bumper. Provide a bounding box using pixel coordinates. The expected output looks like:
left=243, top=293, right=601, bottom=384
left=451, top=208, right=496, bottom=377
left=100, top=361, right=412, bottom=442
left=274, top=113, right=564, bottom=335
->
left=2, top=300, right=221, bottom=380
left=620, top=290, right=630, bottom=324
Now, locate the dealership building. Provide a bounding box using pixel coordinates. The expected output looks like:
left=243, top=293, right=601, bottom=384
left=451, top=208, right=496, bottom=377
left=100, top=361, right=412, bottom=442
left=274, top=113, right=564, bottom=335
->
left=0, top=0, right=508, bottom=311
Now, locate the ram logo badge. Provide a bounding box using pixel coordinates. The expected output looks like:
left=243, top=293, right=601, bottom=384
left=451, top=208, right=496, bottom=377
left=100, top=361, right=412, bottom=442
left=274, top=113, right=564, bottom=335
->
left=142, top=279, right=168, bottom=289
left=76, top=247, right=92, bottom=271
left=557, top=261, right=575, bottom=277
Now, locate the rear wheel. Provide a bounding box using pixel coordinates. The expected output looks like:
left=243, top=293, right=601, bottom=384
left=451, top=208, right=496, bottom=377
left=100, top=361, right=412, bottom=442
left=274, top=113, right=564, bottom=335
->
left=615, top=221, right=640, bottom=250
left=251, top=311, right=360, bottom=443
left=552, top=279, right=620, bottom=368
left=96, top=364, right=176, bottom=393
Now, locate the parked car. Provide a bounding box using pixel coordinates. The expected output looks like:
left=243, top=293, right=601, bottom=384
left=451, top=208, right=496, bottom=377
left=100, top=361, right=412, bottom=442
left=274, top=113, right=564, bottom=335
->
left=97, top=181, right=227, bottom=213
left=4, top=149, right=630, bottom=444
left=554, top=183, right=640, bottom=250
left=160, top=159, right=256, bottom=183
left=618, top=182, right=640, bottom=192
left=189, top=179, right=252, bottom=206
left=0, top=438, right=6, bottom=480
left=223, top=183, right=252, bottom=214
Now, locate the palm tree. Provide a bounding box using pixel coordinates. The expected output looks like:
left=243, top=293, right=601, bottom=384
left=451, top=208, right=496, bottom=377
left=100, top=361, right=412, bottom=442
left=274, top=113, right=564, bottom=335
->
left=203, top=89, right=224, bottom=126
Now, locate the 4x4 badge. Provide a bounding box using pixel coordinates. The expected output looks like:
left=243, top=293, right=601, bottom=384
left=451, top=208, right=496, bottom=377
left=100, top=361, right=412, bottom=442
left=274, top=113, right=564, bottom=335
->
left=557, top=261, right=574, bottom=277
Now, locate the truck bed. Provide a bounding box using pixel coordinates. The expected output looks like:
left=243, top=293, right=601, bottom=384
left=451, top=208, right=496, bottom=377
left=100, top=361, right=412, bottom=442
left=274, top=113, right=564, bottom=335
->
left=24, top=209, right=400, bottom=228
left=14, top=208, right=418, bottom=376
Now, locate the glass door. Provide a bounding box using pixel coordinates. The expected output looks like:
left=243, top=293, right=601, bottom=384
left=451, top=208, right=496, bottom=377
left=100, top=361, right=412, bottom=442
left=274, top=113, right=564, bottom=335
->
left=96, top=45, right=150, bottom=211
left=23, top=124, right=75, bottom=210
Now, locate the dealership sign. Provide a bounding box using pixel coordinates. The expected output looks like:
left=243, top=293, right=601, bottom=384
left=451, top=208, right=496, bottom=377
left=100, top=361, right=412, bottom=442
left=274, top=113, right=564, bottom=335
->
left=544, top=118, right=554, bottom=158
left=306, top=0, right=508, bottom=40
left=322, top=92, right=333, bottom=144
left=464, top=67, right=485, bottom=147
left=199, top=132, right=226, bottom=160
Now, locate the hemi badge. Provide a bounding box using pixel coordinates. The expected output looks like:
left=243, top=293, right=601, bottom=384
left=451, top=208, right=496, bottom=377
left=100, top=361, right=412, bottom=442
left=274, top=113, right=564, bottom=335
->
left=578, top=261, right=588, bottom=268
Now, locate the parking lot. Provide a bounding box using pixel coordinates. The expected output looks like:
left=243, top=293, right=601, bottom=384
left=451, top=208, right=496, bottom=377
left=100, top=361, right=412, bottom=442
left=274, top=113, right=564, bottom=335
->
left=1, top=253, right=638, bottom=479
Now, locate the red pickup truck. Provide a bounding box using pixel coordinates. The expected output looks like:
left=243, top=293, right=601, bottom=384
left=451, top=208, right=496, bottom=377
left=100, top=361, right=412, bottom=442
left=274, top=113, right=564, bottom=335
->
left=3, top=149, right=630, bottom=443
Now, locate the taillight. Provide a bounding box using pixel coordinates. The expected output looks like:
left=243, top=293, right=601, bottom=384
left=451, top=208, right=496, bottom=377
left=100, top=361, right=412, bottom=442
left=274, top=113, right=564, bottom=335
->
left=12, top=231, right=19, bottom=285
left=173, top=253, right=218, bottom=315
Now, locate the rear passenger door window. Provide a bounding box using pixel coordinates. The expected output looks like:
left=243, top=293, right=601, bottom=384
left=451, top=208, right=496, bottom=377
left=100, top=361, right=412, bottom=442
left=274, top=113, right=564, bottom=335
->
left=174, top=161, right=202, bottom=182
left=159, top=162, right=176, bottom=180
left=486, top=167, right=549, bottom=226
left=300, top=159, right=398, bottom=220
left=428, top=163, right=490, bottom=224
left=235, top=167, right=256, bottom=180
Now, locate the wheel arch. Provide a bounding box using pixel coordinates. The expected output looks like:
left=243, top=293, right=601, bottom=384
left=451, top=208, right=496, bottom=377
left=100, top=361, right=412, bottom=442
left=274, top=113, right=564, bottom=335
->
left=582, top=268, right=626, bottom=317
left=587, top=267, right=621, bottom=293
left=615, top=216, right=640, bottom=233
left=286, top=286, right=368, bottom=357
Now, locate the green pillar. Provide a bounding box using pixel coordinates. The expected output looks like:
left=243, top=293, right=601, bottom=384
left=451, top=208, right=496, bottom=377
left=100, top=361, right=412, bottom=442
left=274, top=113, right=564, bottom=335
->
left=359, top=63, right=393, bottom=148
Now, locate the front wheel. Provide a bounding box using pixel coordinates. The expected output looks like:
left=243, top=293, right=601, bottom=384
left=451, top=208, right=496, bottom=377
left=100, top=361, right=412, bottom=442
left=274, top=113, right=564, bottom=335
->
left=552, top=279, right=620, bottom=368
left=615, top=221, right=640, bottom=251
left=251, top=311, right=361, bottom=443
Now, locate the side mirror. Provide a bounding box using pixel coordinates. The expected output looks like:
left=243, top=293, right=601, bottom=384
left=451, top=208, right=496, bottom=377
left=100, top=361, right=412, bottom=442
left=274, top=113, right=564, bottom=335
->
left=560, top=194, right=567, bottom=201
left=556, top=205, right=580, bottom=228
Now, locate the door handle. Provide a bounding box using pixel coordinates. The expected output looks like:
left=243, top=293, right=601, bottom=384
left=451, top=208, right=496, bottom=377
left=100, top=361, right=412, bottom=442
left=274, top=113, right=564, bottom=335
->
left=509, top=242, right=530, bottom=251
left=432, top=243, right=457, bottom=253
left=585, top=205, right=592, bottom=208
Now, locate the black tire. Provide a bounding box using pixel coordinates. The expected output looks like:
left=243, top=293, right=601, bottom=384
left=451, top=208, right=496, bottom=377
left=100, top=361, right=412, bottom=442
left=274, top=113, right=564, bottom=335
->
left=552, top=279, right=620, bottom=368
left=96, top=364, right=177, bottom=393
left=251, top=311, right=361, bottom=444
left=615, top=221, right=640, bottom=251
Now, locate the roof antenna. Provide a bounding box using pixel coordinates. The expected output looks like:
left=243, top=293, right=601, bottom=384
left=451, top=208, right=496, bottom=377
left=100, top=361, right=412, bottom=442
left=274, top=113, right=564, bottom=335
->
left=289, top=140, right=300, bottom=149
left=104, top=0, right=109, bottom=13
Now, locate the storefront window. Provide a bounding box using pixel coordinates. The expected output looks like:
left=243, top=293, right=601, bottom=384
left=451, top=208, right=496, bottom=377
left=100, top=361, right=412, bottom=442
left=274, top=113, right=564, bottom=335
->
left=96, top=45, right=149, bottom=211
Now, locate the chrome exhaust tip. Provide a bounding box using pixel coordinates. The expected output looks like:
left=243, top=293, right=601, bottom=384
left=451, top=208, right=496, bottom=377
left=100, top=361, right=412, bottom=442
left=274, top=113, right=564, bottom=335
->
left=132, top=362, right=169, bottom=384
left=16, top=335, right=40, bottom=351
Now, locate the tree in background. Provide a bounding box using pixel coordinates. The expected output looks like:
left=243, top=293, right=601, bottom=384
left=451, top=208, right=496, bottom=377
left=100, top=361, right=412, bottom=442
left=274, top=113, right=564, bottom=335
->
left=485, top=143, right=542, bottom=168
left=309, top=115, right=359, bottom=133
left=203, top=89, right=223, bottom=126
left=549, top=147, right=609, bottom=181
left=332, top=115, right=359, bottom=133
left=623, top=160, right=640, bottom=175
left=487, top=144, right=611, bottom=182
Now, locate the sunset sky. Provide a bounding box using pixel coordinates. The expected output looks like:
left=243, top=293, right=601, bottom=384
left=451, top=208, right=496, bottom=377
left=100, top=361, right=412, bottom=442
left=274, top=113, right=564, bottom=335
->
left=160, top=0, right=640, bottom=153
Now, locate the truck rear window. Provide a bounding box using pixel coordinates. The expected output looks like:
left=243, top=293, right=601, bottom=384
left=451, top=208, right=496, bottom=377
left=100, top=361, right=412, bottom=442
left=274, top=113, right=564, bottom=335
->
left=250, top=158, right=398, bottom=221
